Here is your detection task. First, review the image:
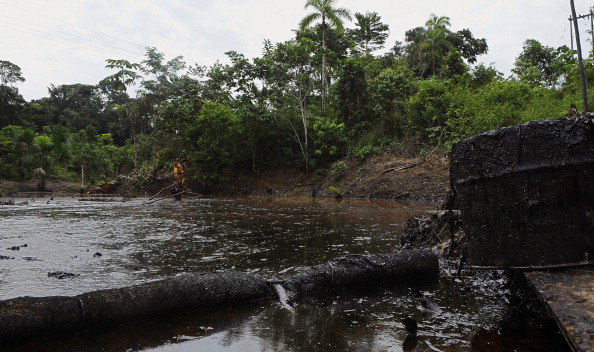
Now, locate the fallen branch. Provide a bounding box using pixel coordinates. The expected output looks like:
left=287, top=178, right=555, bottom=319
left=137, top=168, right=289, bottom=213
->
left=382, top=144, right=442, bottom=175
left=382, top=163, right=417, bottom=174
left=142, top=190, right=188, bottom=205
left=148, top=183, right=177, bottom=200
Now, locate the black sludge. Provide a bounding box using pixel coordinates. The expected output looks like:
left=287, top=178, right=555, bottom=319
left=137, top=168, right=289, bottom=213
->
left=282, top=250, right=439, bottom=301
left=0, top=272, right=274, bottom=344
left=451, top=117, right=594, bottom=268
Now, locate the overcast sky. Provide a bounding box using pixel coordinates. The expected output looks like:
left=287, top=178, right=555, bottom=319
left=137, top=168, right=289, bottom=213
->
left=2, top=0, right=593, bottom=101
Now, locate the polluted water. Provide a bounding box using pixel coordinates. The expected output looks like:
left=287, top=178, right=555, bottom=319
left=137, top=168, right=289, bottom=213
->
left=0, top=196, right=569, bottom=351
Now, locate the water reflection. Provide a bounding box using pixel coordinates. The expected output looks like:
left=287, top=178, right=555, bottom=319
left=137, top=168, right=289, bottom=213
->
left=0, top=196, right=569, bottom=351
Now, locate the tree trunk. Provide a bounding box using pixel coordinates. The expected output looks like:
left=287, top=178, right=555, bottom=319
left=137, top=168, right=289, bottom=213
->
left=321, top=16, right=327, bottom=112
left=301, top=100, right=309, bottom=173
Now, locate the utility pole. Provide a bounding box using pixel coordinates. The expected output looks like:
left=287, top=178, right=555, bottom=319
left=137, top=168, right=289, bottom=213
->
left=569, top=9, right=594, bottom=53
left=569, top=8, right=594, bottom=51
left=570, top=0, right=589, bottom=113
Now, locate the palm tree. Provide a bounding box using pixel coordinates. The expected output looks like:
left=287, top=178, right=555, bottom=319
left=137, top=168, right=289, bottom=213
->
left=420, top=14, right=452, bottom=76
left=14, top=127, right=36, bottom=168
left=299, top=0, right=351, bottom=111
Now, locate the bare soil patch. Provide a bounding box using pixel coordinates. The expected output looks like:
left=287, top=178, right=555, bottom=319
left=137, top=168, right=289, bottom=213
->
left=320, top=153, right=450, bottom=200
left=0, top=178, right=82, bottom=196
left=223, top=153, right=450, bottom=201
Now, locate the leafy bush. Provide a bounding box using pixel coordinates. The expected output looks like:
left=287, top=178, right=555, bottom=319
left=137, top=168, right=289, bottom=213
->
left=353, top=144, right=382, bottom=159
left=183, top=102, right=243, bottom=190
left=330, top=160, right=347, bottom=178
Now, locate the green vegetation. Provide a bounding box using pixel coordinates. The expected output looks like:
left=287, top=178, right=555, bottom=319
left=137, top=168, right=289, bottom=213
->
left=1, top=3, right=593, bottom=192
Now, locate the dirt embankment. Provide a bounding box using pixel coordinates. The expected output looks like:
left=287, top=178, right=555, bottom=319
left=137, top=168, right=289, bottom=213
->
left=0, top=178, right=82, bottom=196
left=225, top=153, right=451, bottom=201
left=324, top=153, right=450, bottom=200
left=0, top=153, right=451, bottom=201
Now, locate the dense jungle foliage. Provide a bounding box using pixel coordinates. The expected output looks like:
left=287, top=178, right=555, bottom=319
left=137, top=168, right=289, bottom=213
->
left=1, top=2, right=593, bottom=192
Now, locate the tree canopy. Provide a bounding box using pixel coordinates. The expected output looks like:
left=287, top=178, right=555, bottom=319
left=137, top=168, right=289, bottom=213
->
left=350, top=11, right=390, bottom=54
left=0, top=1, right=591, bottom=192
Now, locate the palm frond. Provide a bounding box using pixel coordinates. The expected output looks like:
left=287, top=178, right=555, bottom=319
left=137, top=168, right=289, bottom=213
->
left=300, top=12, right=322, bottom=30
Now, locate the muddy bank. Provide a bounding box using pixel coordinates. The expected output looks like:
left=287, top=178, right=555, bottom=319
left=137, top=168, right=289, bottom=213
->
left=222, top=153, right=450, bottom=201
left=0, top=153, right=451, bottom=201
left=0, top=178, right=81, bottom=196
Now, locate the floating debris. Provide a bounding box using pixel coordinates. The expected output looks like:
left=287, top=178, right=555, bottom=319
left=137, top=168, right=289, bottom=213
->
left=420, top=298, right=443, bottom=319
left=47, top=272, right=79, bottom=279
left=78, top=198, right=117, bottom=202
left=0, top=199, right=29, bottom=206
left=23, top=257, right=42, bottom=262
left=402, top=317, right=418, bottom=336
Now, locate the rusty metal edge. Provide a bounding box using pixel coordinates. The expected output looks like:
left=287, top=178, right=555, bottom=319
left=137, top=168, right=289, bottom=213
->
left=523, top=272, right=583, bottom=352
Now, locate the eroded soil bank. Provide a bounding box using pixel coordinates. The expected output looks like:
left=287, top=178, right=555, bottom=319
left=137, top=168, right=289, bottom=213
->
left=0, top=153, right=451, bottom=201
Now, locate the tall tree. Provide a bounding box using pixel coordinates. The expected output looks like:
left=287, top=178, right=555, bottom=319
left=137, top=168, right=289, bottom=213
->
left=0, top=61, right=25, bottom=86
left=0, top=61, right=26, bottom=127
left=102, top=59, right=141, bottom=92
left=405, top=15, right=487, bottom=78
left=422, top=14, right=452, bottom=76
left=257, top=38, right=318, bottom=172
left=448, top=29, right=488, bottom=64
left=512, top=39, right=575, bottom=88
left=0, top=86, right=26, bottom=127
left=104, top=48, right=190, bottom=168
left=47, top=84, right=104, bottom=132
left=349, top=12, right=390, bottom=55
left=299, top=0, right=351, bottom=111
left=183, top=102, right=242, bottom=190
